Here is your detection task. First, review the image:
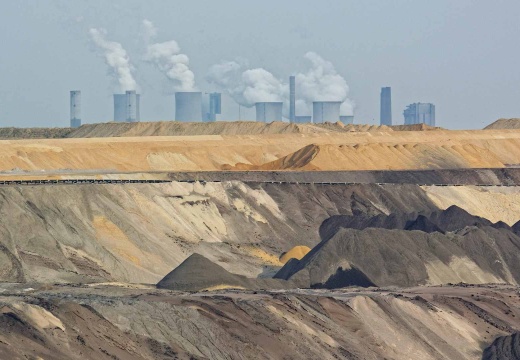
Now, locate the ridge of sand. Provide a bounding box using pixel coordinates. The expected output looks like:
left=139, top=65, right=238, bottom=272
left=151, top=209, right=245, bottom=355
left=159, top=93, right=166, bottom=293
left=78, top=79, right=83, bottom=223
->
left=485, top=118, right=520, bottom=130
left=0, top=129, right=518, bottom=172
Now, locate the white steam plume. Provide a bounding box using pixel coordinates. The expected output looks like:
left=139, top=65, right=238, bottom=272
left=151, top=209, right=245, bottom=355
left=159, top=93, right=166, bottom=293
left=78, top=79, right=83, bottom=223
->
left=142, top=20, right=197, bottom=92
left=89, top=28, right=137, bottom=91
left=206, top=61, right=286, bottom=107
left=207, top=52, right=354, bottom=116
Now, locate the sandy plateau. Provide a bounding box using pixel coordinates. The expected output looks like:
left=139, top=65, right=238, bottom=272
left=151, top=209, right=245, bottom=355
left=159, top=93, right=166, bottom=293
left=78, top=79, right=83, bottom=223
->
left=0, top=121, right=520, bottom=359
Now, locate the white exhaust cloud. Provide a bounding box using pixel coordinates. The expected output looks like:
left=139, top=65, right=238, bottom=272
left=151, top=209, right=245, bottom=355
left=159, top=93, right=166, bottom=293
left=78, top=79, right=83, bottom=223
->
left=207, top=52, right=354, bottom=116
left=89, top=28, right=138, bottom=92
left=142, top=20, right=197, bottom=92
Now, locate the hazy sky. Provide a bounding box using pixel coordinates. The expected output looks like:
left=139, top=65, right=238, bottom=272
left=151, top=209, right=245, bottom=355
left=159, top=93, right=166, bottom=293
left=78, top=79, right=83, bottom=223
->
left=1, top=0, right=519, bottom=129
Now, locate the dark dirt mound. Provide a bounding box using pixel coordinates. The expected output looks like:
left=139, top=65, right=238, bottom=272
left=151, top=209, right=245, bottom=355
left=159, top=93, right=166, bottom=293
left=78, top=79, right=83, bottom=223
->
left=319, top=205, right=500, bottom=241
left=512, top=220, right=520, bottom=235
left=275, top=225, right=520, bottom=288
left=157, top=253, right=250, bottom=291
left=482, top=332, right=520, bottom=360
left=157, top=253, right=286, bottom=291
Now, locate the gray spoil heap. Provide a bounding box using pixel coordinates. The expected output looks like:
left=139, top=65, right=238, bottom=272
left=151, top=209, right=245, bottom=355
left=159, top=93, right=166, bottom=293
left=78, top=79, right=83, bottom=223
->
left=157, top=253, right=286, bottom=291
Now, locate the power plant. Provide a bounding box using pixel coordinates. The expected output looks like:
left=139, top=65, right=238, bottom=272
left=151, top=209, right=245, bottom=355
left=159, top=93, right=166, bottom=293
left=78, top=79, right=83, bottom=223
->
left=380, top=87, right=392, bottom=126
left=70, top=91, right=81, bottom=128
left=114, top=91, right=140, bottom=122
left=313, top=101, right=341, bottom=123
left=255, top=102, right=283, bottom=122
left=403, top=103, right=436, bottom=126
left=71, top=71, right=356, bottom=125
left=175, top=92, right=203, bottom=122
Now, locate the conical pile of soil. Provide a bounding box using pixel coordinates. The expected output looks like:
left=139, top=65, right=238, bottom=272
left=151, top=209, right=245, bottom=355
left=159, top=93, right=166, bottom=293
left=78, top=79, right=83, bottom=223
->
left=157, top=253, right=249, bottom=291
left=157, top=253, right=287, bottom=291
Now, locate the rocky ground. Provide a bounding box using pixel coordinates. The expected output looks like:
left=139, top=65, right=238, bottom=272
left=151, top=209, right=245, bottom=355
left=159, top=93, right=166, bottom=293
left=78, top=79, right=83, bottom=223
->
left=0, top=283, right=518, bottom=359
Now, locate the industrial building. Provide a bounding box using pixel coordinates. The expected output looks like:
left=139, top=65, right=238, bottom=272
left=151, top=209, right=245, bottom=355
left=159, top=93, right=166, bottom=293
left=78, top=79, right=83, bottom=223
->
left=70, top=91, right=81, bottom=128
left=340, top=115, right=354, bottom=125
left=175, top=92, right=202, bottom=122
left=204, top=92, right=221, bottom=122
left=313, top=101, right=341, bottom=123
left=289, top=76, right=296, bottom=123
left=114, top=91, right=140, bottom=122
left=380, top=87, right=392, bottom=126
left=403, top=103, right=435, bottom=126
left=255, top=102, right=283, bottom=122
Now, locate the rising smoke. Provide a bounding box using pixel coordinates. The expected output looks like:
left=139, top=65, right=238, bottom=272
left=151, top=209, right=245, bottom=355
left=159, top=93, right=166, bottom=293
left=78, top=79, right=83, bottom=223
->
left=89, top=28, right=138, bottom=91
left=207, top=61, right=285, bottom=106
left=142, top=20, right=197, bottom=92
left=206, top=52, right=353, bottom=116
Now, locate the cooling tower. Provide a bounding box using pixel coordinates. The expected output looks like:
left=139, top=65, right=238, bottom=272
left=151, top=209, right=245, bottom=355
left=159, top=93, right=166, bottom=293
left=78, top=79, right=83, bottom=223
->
left=289, top=76, right=295, bottom=123
left=255, top=102, right=283, bottom=122
left=125, top=90, right=138, bottom=122
left=340, top=115, right=354, bottom=125
left=293, top=115, right=312, bottom=124
left=380, top=87, right=392, bottom=126
left=312, top=101, right=341, bottom=123
left=114, top=92, right=141, bottom=122
left=113, top=94, right=126, bottom=122
left=175, top=92, right=203, bottom=122
left=70, top=90, right=81, bottom=128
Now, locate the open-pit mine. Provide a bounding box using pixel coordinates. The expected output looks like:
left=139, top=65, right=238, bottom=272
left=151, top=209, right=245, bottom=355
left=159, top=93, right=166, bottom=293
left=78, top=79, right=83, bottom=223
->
left=1, top=120, right=520, bottom=359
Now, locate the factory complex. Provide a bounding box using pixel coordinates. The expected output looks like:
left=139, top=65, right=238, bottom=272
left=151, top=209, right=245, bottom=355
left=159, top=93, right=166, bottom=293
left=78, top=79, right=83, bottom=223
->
left=69, top=81, right=435, bottom=129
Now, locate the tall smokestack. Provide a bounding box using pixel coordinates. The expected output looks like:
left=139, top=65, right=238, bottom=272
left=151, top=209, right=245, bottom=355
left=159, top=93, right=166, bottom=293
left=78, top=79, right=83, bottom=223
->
left=380, top=87, right=392, bottom=126
left=70, top=91, right=81, bottom=128
left=289, top=76, right=295, bottom=123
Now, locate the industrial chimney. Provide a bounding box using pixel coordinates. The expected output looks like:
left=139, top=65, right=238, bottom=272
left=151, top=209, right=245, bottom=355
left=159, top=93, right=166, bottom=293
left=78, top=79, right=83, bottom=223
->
left=289, top=76, right=295, bottom=123
left=175, top=92, right=203, bottom=122
left=255, top=102, right=283, bottom=122
left=312, top=101, right=341, bottom=123
left=70, top=90, right=81, bottom=128
left=380, top=87, right=392, bottom=126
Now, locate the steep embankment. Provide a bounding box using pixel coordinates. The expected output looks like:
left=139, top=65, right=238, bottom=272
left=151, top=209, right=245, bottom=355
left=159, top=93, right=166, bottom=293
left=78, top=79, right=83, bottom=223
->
left=0, top=182, right=441, bottom=284
left=249, top=142, right=509, bottom=171
left=0, top=283, right=517, bottom=360
left=485, top=118, right=520, bottom=130
left=0, top=129, right=519, bottom=172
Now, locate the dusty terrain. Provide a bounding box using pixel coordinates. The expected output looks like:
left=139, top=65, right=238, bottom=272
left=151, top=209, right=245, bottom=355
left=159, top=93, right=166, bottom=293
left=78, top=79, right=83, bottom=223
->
left=485, top=118, right=520, bottom=130
left=3, top=180, right=520, bottom=286
left=0, top=121, right=519, bottom=358
left=0, top=283, right=518, bottom=360
left=0, top=126, right=520, bottom=172
left=0, top=121, right=441, bottom=139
